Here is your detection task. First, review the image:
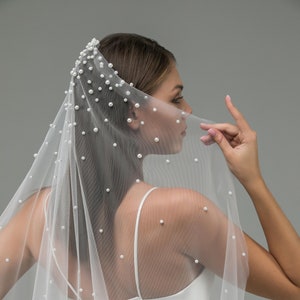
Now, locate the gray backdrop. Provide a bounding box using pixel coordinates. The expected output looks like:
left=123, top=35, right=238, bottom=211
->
left=0, top=0, right=299, bottom=299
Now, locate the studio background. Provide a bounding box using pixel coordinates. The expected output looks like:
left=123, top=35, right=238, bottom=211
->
left=0, top=0, right=299, bottom=299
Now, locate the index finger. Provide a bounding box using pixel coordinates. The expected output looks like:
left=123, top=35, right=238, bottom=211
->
left=225, top=95, right=251, bottom=132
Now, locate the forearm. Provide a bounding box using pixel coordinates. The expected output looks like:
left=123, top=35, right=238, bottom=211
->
left=243, top=176, right=300, bottom=286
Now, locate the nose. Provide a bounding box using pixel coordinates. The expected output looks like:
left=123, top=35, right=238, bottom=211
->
left=182, top=101, right=192, bottom=119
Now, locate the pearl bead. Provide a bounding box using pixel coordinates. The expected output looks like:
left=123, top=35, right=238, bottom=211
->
left=136, top=179, right=140, bottom=183
left=105, top=80, right=110, bottom=85
left=194, top=158, right=199, bottom=162
left=82, top=131, right=86, bottom=135
left=127, top=118, right=132, bottom=123
left=78, top=69, right=84, bottom=74
left=5, top=258, right=10, bottom=263
left=106, top=188, right=110, bottom=193
left=137, top=153, right=143, bottom=159
left=104, top=118, right=108, bottom=123
left=108, top=102, right=113, bottom=107
left=120, top=80, right=125, bottom=85
left=114, top=70, right=118, bottom=75
left=232, top=235, right=236, bottom=240
left=99, top=62, right=104, bottom=68
left=242, top=252, right=246, bottom=257
left=93, top=127, right=99, bottom=133
left=153, top=107, right=157, bottom=112
left=79, top=288, right=83, bottom=293
left=228, top=190, right=233, bottom=196
left=81, top=156, right=86, bottom=161
left=88, top=89, right=94, bottom=94
left=176, top=119, right=180, bottom=124
left=154, top=137, right=159, bottom=143
left=194, top=259, right=199, bottom=264
left=81, top=95, right=85, bottom=99
left=95, top=98, right=99, bottom=102
left=74, top=105, right=80, bottom=110
left=160, top=219, right=164, bottom=225
left=87, top=80, right=92, bottom=84
left=108, top=63, right=113, bottom=68
left=203, top=206, right=208, bottom=212
left=100, top=74, right=104, bottom=78
left=129, top=82, right=134, bottom=87
left=99, top=228, right=104, bottom=233
left=125, top=91, right=131, bottom=96
left=123, top=98, right=128, bottom=103
left=119, top=254, right=124, bottom=259
left=140, top=121, right=144, bottom=125
left=98, top=87, right=102, bottom=91
left=109, top=74, right=113, bottom=78
left=166, top=159, right=170, bottom=164
left=33, top=153, right=38, bottom=158
left=113, top=143, right=117, bottom=147
left=18, top=199, right=22, bottom=203
left=97, top=56, right=103, bottom=61
left=144, top=95, right=148, bottom=100
left=88, top=66, right=93, bottom=71
left=109, top=86, right=113, bottom=90
left=87, top=107, right=91, bottom=112
left=134, top=103, right=140, bottom=108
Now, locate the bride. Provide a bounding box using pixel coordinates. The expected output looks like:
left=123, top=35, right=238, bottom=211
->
left=0, top=33, right=299, bottom=299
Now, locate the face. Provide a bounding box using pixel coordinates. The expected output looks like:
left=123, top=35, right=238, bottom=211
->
left=134, top=65, right=192, bottom=155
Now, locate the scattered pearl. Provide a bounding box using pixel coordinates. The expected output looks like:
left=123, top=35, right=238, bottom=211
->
left=87, top=80, right=92, bottom=84
left=78, top=69, right=84, bottom=74
left=154, top=137, right=160, bottom=143
left=105, top=80, right=110, bottom=85
left=228, top=190, right=233, bottom=196
left=203, top=206, right=208, bottom=212
left=88, top=66, right=93, bottom=71
left=81, top=156, right=86, bottom=161
left=113, top=143, right=117, bottom=147
left=88, top=89, right=94, bottom=95
left=5, top=258, right=10, bottom=262
left=109, top=86, right=113, bottom=90
left=194, top=158, right=199, bottom=162
left=242, top=252, right=246, bottom=257
left=73, top=205, right=78, bottom=210
left=176, top=119, right=180, bottom=124
left=99, top=62, right=104, bottom=68
left=108, top=102, right=113, bottom=107
left=127, top=118, right=133, bottom=123
left=108, top=63, right=113, bottom=68
left=129, top=82, right=134, bottom=87
left=153, top=107, right=157, bottom=112
left=134, top=103, right=140, bottom=108
left=166, top=159, right=170, bottom=164
left=95, top=98, right=99, bottom=102
left=119, top=254, right=124, bottom=259
left=61, top=225, right=65, bottom=230
left=194, top=259, right=199, bottom=264
left=123, top=98, right=128, bottom=103
left=18, top=199, right=22, bottom=204
left=33, top=153, right=38, bottom=158
left=125, top=90, right=130, bottom=96
left=93, top=127, right=99, bottom=133
left=106, top=188, right=110, bottom=193
left=79, top=288, right=83, bottom=293
left=100, top=74, right=104, bottom=78
left=104, top=118, right=108, bottom=123
left=87, top=107, right=91, bottom=112
left=144, top=95, right=148, bottom=100
left=160, top=219, right=164, bottom=225
left=99, top=228, right=104, bottom=234
left=137, top=153, right=143, bottom=159
left=81, top=131, right=86, bottom=135
left=136, top=179, right=140, bottom=183
left=81, top=95, right=85, bottom=99
left=74, top=105, right=80, bottom=110
left=98, top=87, right=102, bottom=91
left=140, top=121, right=145, bottom=125
left=232, top=235, right=236, bottom=240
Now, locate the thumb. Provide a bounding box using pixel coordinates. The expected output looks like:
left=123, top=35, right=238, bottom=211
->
left=208, top=128, right=232, bottom=155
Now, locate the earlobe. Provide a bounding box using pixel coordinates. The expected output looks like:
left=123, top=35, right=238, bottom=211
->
left=126, top=106, right=141, bottom=130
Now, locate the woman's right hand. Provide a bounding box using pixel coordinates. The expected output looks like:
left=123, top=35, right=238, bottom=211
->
left=200, top=95, right=262, bottom=186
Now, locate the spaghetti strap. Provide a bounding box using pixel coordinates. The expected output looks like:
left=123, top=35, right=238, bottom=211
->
left=133, top=187, right=158, bottom=299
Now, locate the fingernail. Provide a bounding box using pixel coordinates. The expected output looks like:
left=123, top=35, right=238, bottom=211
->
left=225, top=95, right=231, bottom=101
left=208, top=128, right=216, bottom=137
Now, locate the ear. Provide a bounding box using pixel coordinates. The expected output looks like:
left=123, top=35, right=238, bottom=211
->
left=127, top=103, right=143, bottom=130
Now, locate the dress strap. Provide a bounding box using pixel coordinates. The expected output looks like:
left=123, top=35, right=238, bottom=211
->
left=133, top=187, right=158, bottom=299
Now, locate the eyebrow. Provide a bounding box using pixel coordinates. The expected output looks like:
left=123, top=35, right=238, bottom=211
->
left=172, top=84, right=184, bottom=91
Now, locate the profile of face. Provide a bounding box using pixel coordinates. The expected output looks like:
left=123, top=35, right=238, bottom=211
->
left=129, top=65, right=192, bottom=155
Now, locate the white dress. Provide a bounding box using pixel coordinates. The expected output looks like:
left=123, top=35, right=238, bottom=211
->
left=129, top=188, right=215, bottom=300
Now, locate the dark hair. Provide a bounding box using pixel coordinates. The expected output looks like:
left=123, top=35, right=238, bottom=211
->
left=69, top=34, right=176, bottom=271
left=99, top=33, right=176, bottom=95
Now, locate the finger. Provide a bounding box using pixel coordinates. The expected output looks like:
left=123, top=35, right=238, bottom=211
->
left=200, top=122, right=239, bottom=137
left=207, top=128, right=233, bottom=155
left=225, top=95, right=251, bottom=132
left=200, top=135, right=215, bottom=145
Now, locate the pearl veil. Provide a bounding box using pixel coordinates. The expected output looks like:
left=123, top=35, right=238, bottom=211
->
left=0, top=38, right=248, bottom=299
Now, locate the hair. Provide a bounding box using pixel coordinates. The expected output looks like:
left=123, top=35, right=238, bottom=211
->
left=69, top=33, right=176, bottom=269
left=99, top=33, right=176, bottom=95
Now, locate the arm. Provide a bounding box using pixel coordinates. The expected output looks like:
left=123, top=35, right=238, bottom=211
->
left=0, top=189, right=47, bottom=298
left=200, top=96, right=300, bottom=297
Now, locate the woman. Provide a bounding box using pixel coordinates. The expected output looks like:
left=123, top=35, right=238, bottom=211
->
left=0, top=33, right=299, bottom=299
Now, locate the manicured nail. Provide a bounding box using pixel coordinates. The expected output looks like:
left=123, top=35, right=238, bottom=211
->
left=208, top=128, right=217, bottom=136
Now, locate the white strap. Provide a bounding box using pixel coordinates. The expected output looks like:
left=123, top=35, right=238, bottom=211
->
left=133, top=187, right=158, bottom=299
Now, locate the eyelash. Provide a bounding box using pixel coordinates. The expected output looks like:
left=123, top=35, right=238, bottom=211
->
left=172, top=96, right=184, bottom=104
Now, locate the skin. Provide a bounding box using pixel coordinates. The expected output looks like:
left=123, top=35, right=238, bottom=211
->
left=1, top=66, right=300, bottom=299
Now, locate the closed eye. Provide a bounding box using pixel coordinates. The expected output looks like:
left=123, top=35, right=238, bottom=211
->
left=171, top=96, right=184, bottom=104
